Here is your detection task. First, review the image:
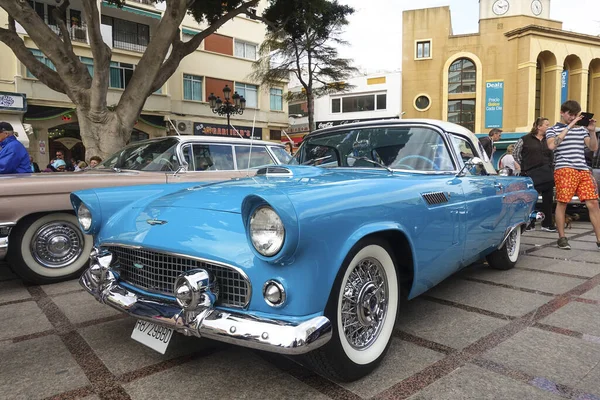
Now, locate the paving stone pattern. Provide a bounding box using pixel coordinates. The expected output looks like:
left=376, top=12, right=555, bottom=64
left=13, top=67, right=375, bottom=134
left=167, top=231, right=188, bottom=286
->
left=0, top=221, right=599, bottom=399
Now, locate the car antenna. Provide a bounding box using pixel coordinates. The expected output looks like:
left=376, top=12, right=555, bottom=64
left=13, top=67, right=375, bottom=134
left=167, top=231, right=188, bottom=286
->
left=282, top=129, right=294, bottom=148
left=246, top=109, right=257, bottom=177
left=166, top=117, right=181, bottom=136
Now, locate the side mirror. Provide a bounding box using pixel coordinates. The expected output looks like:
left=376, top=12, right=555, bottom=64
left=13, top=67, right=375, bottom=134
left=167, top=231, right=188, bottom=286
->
left=498, top=167, right=512, bottom=176
left=346, top=155, right=357, bottom=167
left=467, top=157, right=484, bottom=167
left=457, top=157, right=485, bottom=177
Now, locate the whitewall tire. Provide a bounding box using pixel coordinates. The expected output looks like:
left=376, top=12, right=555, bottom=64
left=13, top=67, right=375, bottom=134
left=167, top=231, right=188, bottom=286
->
left=487, top=226, right=521, bottom=270
left=9, top=213, right=93, bottom=284
left=301, top=238, right=399, bottom=381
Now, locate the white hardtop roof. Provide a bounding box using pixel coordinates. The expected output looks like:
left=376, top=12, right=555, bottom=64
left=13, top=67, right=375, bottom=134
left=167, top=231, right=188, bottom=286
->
left=308, top=118, right=478, bottom=142
left=151, top=135, right=284, bottom=147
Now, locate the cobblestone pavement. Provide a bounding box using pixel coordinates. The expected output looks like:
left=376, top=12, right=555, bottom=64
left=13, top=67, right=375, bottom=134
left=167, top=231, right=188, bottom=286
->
left=1, top=221, right=599, bottom=400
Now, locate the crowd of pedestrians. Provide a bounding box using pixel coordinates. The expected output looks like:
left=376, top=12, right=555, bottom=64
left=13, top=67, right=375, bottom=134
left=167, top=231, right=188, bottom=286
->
left=491, top=100, right=600, bottom=251
left=0, top=121, right=102, bottom=175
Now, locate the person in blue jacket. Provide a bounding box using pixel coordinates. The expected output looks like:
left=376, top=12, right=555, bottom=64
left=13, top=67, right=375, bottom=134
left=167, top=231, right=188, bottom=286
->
left=0, top=122, right=31, bottom=174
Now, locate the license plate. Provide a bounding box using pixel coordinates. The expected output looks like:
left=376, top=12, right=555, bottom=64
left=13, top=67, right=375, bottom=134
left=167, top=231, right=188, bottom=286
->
left=131, top=320, right=173, bottom=354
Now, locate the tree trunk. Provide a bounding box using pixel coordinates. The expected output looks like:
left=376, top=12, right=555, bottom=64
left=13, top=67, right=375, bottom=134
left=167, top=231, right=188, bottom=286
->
left=307, top=91, right=316, bottom=132
left=76, top=108, right=129, bottom=161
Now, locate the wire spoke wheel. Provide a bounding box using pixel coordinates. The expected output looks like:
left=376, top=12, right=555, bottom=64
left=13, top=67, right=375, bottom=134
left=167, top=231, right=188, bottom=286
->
left=341, top=257, right=389, bottom=350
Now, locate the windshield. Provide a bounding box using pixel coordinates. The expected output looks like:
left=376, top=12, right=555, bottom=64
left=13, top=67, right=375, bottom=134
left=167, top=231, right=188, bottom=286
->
left=292, top=125, right=456, bottom=172
left=269, top=146, right=292, bottom=164
left=98, top=138, right=181, bottom=171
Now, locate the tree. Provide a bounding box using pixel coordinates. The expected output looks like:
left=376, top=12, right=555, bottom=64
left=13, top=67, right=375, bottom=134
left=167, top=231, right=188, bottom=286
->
left=252, top=0, right=356, bottom=133
left=0, top=0, right=261, bottom=159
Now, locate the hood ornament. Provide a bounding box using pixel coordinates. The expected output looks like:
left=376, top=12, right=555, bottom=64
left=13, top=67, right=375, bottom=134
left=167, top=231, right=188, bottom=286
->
left=147, top=219, right=168, bottom=225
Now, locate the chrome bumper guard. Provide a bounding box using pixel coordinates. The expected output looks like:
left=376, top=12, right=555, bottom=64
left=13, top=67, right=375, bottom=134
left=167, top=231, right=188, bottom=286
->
left=79, top=249, right=332, bottom=355
left=0, top=223, right=15, bottom=261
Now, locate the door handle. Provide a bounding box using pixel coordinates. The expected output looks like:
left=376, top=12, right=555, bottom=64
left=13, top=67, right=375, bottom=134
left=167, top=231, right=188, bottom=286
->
left=494, top=183, right=503, bottom=190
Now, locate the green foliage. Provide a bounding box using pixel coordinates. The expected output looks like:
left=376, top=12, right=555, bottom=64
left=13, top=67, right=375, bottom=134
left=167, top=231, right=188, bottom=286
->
left=253, top=0, right=357, bottom=106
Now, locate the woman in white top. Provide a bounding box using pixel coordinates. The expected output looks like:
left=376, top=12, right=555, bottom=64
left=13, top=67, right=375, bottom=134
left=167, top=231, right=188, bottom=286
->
left=500, top=144, right=520, bottom=175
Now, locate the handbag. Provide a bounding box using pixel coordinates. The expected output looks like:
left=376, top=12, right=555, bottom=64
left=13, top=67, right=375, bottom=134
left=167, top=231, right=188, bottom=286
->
left=526, top=164, right=554, bottom=191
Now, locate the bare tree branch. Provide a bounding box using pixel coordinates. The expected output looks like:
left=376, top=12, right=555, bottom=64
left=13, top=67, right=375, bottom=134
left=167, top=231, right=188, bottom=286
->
left=52, top=0, right=72, bottom=51
left=150, top=0, right=260, bottom=93
left=0, top=0, right=81, bottom=71
left=80, top=0, right=111, bottom=113
left=0, top=27, right=67, bottom=93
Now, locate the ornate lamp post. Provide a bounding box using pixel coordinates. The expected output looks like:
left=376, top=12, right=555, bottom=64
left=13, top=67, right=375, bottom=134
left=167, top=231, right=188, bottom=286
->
left=207, top=85, right=246, bottom=136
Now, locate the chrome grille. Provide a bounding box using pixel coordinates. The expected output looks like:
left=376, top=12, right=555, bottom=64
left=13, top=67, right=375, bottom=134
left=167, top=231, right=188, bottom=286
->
left=105, top=245, right=250, bottom=308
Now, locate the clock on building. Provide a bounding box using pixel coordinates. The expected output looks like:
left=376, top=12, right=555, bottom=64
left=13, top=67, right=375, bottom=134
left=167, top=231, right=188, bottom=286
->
left=531, top=0, right=543, bottom=15
left=492, top=0, right=510, bottom=15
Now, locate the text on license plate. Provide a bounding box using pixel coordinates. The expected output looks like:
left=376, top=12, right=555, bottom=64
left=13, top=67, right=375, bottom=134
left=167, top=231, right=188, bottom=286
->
left=131, top=320, right=173, bottom=354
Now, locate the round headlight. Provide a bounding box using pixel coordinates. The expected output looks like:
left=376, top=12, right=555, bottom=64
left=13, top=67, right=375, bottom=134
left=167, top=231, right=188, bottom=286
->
left=249, top=206, right=285, bottom=257
left=77, top=203, right=92, bottom=231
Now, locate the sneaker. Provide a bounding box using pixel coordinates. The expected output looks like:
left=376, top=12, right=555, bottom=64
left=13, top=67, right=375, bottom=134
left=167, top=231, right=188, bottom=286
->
left=541, top=226, right=558, bottom=233
left=557, top=237, right=571, bottom=250
left=597, top=242, right=600, bottom=251
left=525, top=224, right=536, bottom=232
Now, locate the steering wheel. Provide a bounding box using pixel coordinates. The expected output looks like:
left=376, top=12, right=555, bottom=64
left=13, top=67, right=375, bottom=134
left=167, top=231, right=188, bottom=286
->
left=156, top=158, right=175, bottom=171
left=394, top=155, right=435, bottom=170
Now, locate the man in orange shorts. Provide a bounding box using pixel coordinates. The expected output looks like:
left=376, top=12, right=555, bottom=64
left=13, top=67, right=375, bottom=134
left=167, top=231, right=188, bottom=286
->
left=546, top=100, right=600, bottom=250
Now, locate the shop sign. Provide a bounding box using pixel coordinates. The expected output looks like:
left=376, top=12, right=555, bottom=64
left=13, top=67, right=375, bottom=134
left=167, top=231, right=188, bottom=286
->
left=0, top=92, right=27, bottom=112
left=561, top=70, right=569, bottom=105
left=288, top=123, right=309, bottom=134
left=193, top=122, right=262, bottom=140
left=316, top=116, right=399, bottom=130
left=485, top=80, right=504, bottom=129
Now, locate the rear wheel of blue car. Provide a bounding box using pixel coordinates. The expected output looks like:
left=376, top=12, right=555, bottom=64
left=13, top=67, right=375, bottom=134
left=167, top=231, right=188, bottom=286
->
left=302, top=238, right=399, bottom=381
left=486, top=226, right=521, bottom=270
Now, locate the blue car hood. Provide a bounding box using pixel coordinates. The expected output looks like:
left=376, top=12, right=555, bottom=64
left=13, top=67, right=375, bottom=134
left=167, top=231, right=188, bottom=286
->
left=137, top=166, right=423, bottom=214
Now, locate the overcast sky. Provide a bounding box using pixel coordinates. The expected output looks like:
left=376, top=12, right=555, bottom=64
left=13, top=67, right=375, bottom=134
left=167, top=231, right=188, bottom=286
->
left=335, top=0, right=600, bottom=73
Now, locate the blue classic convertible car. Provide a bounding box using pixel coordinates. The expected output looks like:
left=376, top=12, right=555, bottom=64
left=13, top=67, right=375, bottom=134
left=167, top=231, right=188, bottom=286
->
left=72, top=119, right=540, bottom=381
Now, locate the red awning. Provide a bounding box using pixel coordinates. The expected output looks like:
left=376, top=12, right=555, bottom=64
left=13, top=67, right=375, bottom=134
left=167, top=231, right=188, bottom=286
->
left=281, top=136, right=304, bottom=144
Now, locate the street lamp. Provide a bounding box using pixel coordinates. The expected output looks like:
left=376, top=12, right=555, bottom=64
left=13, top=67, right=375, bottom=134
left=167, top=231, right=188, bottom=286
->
left=208, top=85, right=246, bottom=136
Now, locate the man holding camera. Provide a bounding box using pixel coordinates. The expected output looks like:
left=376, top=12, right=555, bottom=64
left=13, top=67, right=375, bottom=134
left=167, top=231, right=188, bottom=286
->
left=546, top=100, right=599, bottom=250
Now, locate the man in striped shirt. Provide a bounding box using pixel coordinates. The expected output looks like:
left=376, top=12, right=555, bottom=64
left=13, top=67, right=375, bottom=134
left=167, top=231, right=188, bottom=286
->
left=546, top=100, right=599, bottom=250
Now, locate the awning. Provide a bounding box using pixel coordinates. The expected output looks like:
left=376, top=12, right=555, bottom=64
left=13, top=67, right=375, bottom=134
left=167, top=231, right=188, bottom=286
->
left=281, top=136, right=304, bottom=144
left=182, top=28, right=201, bottom=36
left=0, top=114, right=29, bottom=149
left=101, top=1, right=162, bottom=20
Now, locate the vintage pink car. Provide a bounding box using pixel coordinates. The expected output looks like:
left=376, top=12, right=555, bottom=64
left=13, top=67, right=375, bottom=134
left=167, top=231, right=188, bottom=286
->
left=0, top=136, right=290, bottom=284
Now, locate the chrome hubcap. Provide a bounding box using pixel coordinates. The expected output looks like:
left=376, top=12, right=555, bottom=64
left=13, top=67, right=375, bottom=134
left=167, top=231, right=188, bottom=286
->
left=341, top=257, right=388, bottom=350
left=31, top=221, right=84, bottom=268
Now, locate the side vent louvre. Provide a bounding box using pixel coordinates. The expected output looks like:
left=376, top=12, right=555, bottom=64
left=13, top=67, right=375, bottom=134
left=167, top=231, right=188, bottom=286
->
left=256, top=166, right=293, bottom=176
left=422, top=192, right=449, bottom=205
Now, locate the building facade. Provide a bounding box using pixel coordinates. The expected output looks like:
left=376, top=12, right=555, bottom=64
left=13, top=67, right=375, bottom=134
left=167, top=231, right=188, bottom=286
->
left=287, top=71, right=401, bottom=144
left=402, top=0, right=600, bottom=136
left=0, top=0, right=287, bottom=166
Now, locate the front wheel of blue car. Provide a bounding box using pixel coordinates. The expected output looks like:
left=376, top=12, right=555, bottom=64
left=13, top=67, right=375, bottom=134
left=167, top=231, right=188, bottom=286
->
left=301, top=239, right=399, bottom=382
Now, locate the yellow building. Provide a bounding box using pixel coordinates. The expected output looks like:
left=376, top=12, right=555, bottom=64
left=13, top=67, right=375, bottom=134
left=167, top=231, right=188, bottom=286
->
left=0, top=0, right=287, bottom=166
left=402, top=0, right=600, bottom=134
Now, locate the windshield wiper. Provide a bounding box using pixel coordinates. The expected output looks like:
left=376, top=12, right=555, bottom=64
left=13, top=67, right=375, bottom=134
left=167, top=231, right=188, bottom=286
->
left=348, top=156, right=394, bottom=173
left=302, top=155, right=332, bottom=166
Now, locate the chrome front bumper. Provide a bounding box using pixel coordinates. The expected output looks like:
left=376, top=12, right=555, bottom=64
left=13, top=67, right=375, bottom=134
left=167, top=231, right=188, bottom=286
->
left=0, top=223, right=15, bottom=261
left=79, top=266, right=332, bottom=355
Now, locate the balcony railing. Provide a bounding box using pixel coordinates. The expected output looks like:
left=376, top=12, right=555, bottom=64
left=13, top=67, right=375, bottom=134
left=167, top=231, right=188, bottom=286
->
left=112, top=31, right=149, bottom=52
left=16, top=21, right=88, bottom=43
left=48, top=23, right=88, bottom=43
